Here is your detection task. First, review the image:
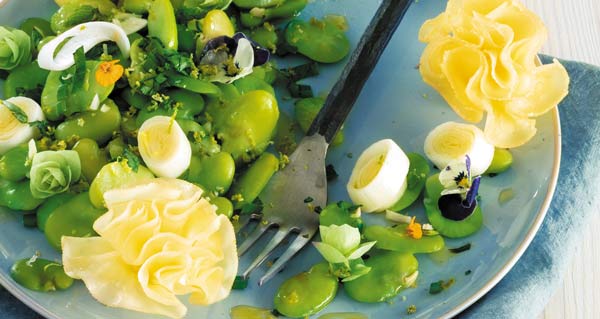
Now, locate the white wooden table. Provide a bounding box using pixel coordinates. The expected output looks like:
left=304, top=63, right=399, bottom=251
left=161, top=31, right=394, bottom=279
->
left=520, top=1, right=600, bottom=318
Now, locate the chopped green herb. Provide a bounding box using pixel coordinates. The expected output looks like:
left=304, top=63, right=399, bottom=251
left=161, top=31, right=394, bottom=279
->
left=282, top=62, right=319, bottom=82
left=239, top=198, right=264, bottom=215
left=326, top=164, right=338, bottom=181
left=232, top=276, right=248, bottom=290
left=288, top=82, right=314, bottom=98
left=429, top=278, right=455, bottom=294
left=72, top=47, right=87, bottom=92
left=313, top=206, right=323, bottom=214
left=29, top=120, right=52, bottom=137
left=346, top=152, right=353, bottom=159
left=122, top=148, right=141, bottom=172
left=449, top=243, right=471, bottom=254
left=465, top=270, right=472, bottom=276
left=303, top=196, right=314, bottom=203
left=2, top=99, right=28, bottom=123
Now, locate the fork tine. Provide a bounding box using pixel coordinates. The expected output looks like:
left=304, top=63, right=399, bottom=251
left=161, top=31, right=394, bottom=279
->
left=258, top=232, right=314, bottom=286
left=241, top=229, right=290, bottom=279
left=233, top=213, right=260, bottom=234
left=237, top=223, right=271, bottom=256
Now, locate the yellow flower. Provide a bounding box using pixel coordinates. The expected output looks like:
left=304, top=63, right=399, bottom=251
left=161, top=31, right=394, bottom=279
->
left=418, top=0, right=569, bottom=148
left=407, top=216, right=423, bottom=239
left=95, top=60, right=124, bottom=87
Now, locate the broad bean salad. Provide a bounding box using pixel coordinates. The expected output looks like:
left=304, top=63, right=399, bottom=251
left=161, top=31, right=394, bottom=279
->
left=0, top=0, right=568, bottom=318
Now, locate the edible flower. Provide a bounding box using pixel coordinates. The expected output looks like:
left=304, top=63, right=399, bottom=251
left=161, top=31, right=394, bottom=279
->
left=29, top=150, right=81, bottom=199
left=199, top=32, right=269, bottom=83
left=406, top=217, right=423, bottom=239
left=439, top=155, right=481, bottom=208
left=95, top=60, right=124, bottom=87
left=418, top=0, right=569, bottom=148
left=62, top=178, right=238, bottom=319
left=313, top=224, right=376, bottom=282
left=0, top=26, right=32, bottom=70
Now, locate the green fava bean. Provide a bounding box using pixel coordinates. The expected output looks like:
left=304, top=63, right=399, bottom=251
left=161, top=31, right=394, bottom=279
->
left=344, top=251, right=418, bottom=303
left=233, top=74, right=275, bottom=96
left=485, top=148, right=513, bottom=174
left=168, top=73, right=221, bottom=96
left=168, top=89, right=205, bottom=118
left=36, top=193, right=77, bottom=232
left=51, top=0, right=116, bottom=33
left=388, top=153, right=430, bottom=211
left=0, top=179, right=45, bottom=211
left=55, top=99, right=121, bottom=145
left=423, top=174, right=483, bottom=238
left=364, top=225, right=444, bottom=254
left=0, top=143, right=30, bottom=182
left=122, top=0, right=153, bottom=14
left=187, top=153, right=235, bottom=195
left=213, top=90, right=279, bottom=163
left=89, top=162, right=155, bottom=208
left=295, top=97, right=343, bottom=146
left=73, top=138, right=109, bottom=182
left=3, top=61, right=49, bottom=100
left=211, top=196, right=233, bottom=218
left=252, top=62, right=278, bottom=85
left=148, top=0, right=178, bottom=50
left=319, top=202, right=363, bottom=229
left=106, top=137, right=127, bottom=160
left=234, top=0, right=284, bottom=9
left=42, top=61, right=115, bottom=121
left=247, top=24, right=278, bottom=52
left=121, top=88, right=150, bottom=109
left=135, top=108, right=176, bottom=127
left=19, top=18, right=54, bottom=38
left=274, top=263, right=338, bottom=318
left=285, top=17, right=350, bottom=63
left=229, top=152, right=278, bottom=208
left=10, top=257, right=73, bottom=292
left=273, top=111, right=299, bottom=156
left=44, top=192, right=105, bottom=251
left=177, top=120, right=221, bottom=156
left=240, top=0, right=308, bottom=28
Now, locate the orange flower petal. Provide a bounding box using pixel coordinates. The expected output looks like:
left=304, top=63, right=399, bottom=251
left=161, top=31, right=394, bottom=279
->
left=96, top=60, right=124, bottom=87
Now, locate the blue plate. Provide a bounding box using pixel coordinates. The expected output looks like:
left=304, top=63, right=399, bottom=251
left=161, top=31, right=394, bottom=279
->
left=0, top=0, right=560, bottom=318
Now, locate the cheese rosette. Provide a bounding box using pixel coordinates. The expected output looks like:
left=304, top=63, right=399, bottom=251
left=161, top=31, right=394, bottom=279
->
left=418, top=0, right=569, bottom=148
left=62, top=178, right=237, bottom=319
left=0, top=97, right=45, bottom=155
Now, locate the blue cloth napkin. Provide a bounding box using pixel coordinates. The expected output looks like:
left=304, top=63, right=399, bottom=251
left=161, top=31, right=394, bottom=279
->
left=2, top=55, right=599, bottom=318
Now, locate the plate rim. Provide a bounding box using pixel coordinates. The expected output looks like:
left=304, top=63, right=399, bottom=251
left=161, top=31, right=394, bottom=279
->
left=441, top=106, right=562, bottom=318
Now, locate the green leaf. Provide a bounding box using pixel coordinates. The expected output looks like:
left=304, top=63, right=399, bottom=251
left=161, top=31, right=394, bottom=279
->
left=347, top=241, right=376, bottom=260
left=122, top=148, right=141, bottom=172
left=313, top=242, right=347, bottom=265
left=2, top=99, right=28, bottom=123
left=72, top=46, right=87, bottom=92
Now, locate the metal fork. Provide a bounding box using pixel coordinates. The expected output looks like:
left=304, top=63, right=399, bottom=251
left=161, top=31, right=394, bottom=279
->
left=236, top=0, right=413, bottom=286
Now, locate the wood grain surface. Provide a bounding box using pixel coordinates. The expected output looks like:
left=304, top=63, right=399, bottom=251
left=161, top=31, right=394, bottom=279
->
left=521, top=1, right=600, bottom=318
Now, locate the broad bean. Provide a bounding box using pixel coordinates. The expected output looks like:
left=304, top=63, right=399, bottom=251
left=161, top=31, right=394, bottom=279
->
left=168, top=89, right=205, bottom=118
left=363, top=225, right=444, bottom=254
left=274, top=263, right=338, bottom=318
left=211, top=196, right=234, bottom=218
left=0, top=179, right=44, bottom=211
left=121, top=0, right=153, bottom=14
left=3, top=61, right=49, bottom=100
left=388, top=153, right=430, bottom=211
left=229, top=152, right=278, bottom=209
left=36, top=192, right=77, bottom=232
left=233, top=74, right=275, bottom=96
left=106, top=137, right=127, bottom=160
left=89, top=161, right=154, bottom=208
left=273, top=112, right=299, bottom=155
left=121, top=88, right=150, bottom=109
left=0, top=143, right=30, bottom=182
left=211, top=90, right=279, bottom=163
left=319, top=202, right=363, bottom=229
left=187, top=152, right=235, bottom=195
left=295, top=97, right=344, bottom=146
left=55, top=99, right=121, bottom=145
left=202, top=10, right=235, bottom=40
left=485, top=148, right=513, bottom=174
left=176, top=119, right=221, bottom=156
left=234, top=0, right=284, bottom=9
left=44, top=192, right=105, bottom=251
left=50, top=0, right=116, bottom=33
left=72, top=138, right=109, bottom=182
left=168, top=73, right=221, bottom=96
left=10, top=257, right=73, bottom=292
left=251, top=61, right=278, bottom=85
left=247, top=24, right=278, bottom=52
left=19, top=18, right=54, bottom=38
left=240, top=0, right=308, bottom=28
left=285, top=17, right=350, bottom=63
left=344, top=251, right=418, bottom=303
left=148, top=0, right=178, bottom=50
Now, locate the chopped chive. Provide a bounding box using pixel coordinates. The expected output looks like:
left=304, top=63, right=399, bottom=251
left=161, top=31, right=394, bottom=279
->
left=465, top=270, right=472, bottom=276
left=449, top=243, right=471, bottom=254
left=288, top=82, right=313, bottom=98
left=429, top=280, right=444, bottom=294
left=2, top=99, right=28, bottom=123
left=232, top=276, right=248, bottom=290
left=303, top=196, right=314, bottom=203
left=313, top=206, right=322, bottom=214
left=283, top=62, right=319, bottom=82
left=326, top=164, right=338, bottom=181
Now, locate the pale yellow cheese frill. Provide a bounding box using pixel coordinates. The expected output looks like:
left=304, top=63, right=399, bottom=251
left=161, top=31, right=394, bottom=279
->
left=62, top=178, right=238, bottom=319
left=419, top=0, right=569, bottom=148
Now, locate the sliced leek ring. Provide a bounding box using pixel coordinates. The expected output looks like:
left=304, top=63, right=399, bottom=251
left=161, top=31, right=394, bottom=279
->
left=137, top=116, right=191, bottom=178
left=38, top=22, right=130, bottom=71
left=424, top=122, right=494, bottom=176
left=346, top=139, right=410, bottom=213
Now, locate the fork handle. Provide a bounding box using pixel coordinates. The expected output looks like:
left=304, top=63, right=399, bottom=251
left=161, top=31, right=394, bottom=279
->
left=306, top=0, right=412, bottom=143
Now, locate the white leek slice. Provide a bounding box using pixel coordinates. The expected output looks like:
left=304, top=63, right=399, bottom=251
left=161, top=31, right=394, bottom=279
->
left=346, top=139, right=410, bottom=213
left=385, top=210, right=412, bottom=224
left=424, top=121, right=494, bottom=176
left=0, top=97, right=45, bottom=155
left=137, top=116, right=191, bottom=178
left=38, top=21, right=130, bottom=71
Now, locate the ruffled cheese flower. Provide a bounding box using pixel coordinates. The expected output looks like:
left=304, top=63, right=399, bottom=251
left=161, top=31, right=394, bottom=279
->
left=62, top=178, right=237, bottom=319
left=419, top=0, right=569, bottom=148
left=0, top=97, right=44, bottom=155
